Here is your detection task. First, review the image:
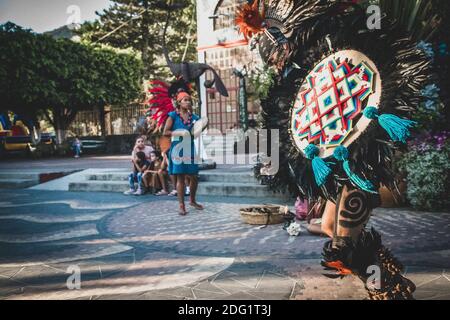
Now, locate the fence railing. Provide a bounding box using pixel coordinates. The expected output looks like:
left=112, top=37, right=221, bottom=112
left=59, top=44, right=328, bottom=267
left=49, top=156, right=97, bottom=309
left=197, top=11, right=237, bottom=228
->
left=69, top=103, right=146, bottom=137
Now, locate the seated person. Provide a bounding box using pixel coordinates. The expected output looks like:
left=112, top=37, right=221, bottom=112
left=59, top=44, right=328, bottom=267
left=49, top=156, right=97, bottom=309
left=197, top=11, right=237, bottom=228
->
left=143, top=151, right=170, bottom=195
left=131, top=136, right=154, bottom=161
left=72, top=136, right=82, bottom=158
left=305, top=198, right=328, bottom=236
left=124, top=151, right=151, bottom=196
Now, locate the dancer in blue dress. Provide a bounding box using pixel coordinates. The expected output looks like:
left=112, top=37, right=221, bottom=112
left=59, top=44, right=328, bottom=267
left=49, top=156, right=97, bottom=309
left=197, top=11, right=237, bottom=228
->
left=164, top=90, right=204, bottom=215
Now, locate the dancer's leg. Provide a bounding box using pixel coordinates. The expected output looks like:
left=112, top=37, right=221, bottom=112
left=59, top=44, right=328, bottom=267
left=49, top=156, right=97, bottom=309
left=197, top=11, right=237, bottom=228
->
left=321, top=201, right=336, bottom=238
left=333, top=185, right=371, bottom=245
left=176, top=174, right=187, bottom=215
left=189, top=175, right=203, bottom=210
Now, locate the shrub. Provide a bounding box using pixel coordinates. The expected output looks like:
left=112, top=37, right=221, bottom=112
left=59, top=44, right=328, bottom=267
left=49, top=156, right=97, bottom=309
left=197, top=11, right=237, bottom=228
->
left=398, top=131, right=450, bottom=211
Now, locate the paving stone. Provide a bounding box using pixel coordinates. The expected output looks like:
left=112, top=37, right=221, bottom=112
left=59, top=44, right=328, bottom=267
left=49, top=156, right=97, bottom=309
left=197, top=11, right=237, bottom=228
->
left=192, top=288, right=229, bottom=300
left=0, top=188, right=449, bottom=300
left=414, top=290, right=450, bottom=300
left=219, top=291, right=267, bottom=300
left=192, top=280, right=230, bottom=295
left=0, top=277, right=24, bottom=297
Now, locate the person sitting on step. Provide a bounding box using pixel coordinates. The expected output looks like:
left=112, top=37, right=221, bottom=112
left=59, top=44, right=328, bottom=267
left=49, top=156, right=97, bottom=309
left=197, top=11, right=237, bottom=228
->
left=143, top=151, right=170, bottom=195
left=124, top=151, right=151, bottom=196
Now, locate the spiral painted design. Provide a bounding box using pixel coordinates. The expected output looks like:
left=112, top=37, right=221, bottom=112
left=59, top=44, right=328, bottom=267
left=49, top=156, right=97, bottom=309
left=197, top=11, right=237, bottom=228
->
left=339, top=190, right=371, bottom=228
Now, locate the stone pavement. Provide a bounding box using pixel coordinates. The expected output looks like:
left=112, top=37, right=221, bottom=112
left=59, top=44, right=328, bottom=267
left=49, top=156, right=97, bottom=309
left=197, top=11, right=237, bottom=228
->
left=0, top=189, right=449, bottom=300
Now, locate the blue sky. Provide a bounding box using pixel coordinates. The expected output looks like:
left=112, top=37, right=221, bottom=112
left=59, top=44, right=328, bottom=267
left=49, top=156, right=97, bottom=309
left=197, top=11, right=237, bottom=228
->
left=0, top=0, right=111, bottom=33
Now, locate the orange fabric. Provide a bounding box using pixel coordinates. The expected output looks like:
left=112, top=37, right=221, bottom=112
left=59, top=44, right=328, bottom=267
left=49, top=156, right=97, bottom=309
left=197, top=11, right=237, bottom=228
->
left=176, top=91, right=191, bottom=102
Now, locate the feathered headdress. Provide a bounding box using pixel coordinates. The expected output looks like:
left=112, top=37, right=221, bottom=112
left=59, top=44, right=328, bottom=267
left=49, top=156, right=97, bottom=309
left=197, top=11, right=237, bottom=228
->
left=235, top=0, right=266, bottom=40
left=147, top=80, right=175, bottom=132
left=146, top=79, right=193, bottom=132
left=247, top=0, right=432, bottom=201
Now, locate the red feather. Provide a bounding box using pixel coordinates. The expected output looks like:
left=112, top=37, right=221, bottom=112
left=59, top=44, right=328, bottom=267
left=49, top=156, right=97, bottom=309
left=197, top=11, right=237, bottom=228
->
left=147, top=80, right=175, bottom=131
left=235, top=0, right=265, bottom=41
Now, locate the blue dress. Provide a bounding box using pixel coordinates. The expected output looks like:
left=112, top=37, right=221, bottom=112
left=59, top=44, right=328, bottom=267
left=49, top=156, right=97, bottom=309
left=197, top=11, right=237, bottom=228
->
left=168, top=111, right=200, bottom=175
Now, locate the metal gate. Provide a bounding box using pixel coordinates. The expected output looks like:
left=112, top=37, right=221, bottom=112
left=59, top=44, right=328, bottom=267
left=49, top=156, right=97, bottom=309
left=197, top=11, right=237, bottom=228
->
left=205, top=69, right=240, bottom=134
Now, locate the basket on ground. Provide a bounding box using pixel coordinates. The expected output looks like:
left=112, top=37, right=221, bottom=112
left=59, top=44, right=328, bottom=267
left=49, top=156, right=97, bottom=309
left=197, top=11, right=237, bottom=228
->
left=239, top=205, right=287, bottom=225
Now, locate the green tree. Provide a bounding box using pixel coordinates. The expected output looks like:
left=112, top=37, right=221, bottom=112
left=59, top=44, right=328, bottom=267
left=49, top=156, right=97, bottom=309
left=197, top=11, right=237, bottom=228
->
left=77, top=0, right=197, bottom=79
left=0, top=22, right=143, bottom=144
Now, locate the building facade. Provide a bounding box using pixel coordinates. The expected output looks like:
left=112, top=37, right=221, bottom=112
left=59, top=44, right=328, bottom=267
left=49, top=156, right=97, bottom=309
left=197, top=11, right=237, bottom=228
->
left=197, top=0, right=260, bottom=134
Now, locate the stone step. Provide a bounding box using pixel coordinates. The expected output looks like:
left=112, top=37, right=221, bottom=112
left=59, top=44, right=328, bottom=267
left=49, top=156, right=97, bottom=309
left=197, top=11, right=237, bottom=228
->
left=199, top=171, right=255, bottom=183
left=0, top=178, right=40, bottom=189
left=205, top=147, right=235, bottom=153
left=0, top=172, right=40, bottom=180
left=203, top=146, right=235, bottom=150
left=196, top=182, right=285, bottom=198
left=69, top=180, right=286, bottom=199
left=203, top=147, right=235, bottom=152
left=203, top=141, right=236, bottom=146
left=87, top=173, right=129, bottom=181
left=86, top=171, right=256, bottom=184
left=69, top=180, right=130, bottom=193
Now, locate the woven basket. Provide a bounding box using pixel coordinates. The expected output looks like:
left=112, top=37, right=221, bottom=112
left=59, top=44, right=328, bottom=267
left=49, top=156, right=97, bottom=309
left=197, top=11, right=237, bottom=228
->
left=240, top=205, right=286, bottom=225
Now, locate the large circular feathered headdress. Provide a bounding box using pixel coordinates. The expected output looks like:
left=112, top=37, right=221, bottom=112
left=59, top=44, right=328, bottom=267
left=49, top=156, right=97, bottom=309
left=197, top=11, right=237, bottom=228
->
left=236, top=0, right=433, bottom=201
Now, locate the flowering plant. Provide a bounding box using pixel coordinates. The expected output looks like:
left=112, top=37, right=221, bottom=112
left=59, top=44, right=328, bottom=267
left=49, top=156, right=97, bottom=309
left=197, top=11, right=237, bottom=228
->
left=411, top=83, right=446, bottom=130
left=397, top=131, right=450, bottom=211
left=247, top=66, right=277, bottom=100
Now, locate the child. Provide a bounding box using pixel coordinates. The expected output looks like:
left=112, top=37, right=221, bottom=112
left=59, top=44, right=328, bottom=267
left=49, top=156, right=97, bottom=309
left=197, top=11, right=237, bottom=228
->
left=142, top=151, right=157, bottom=193
left=143, top=151, right=169, bottom=195
left=126, top=136, right=154, bottom=194
left=131, top=136, right=154, bottom=161
left=124, top=151, right=151, bottom=195
left=72, top=136, right=82, bottom=158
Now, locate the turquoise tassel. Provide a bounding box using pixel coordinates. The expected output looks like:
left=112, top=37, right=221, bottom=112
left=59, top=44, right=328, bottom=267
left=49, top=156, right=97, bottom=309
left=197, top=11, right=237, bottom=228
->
left=333, top=146, right=378, bottom=194
left=304, top=144, right=331, bottom=187
left=363, top=106, right=416, bottom=143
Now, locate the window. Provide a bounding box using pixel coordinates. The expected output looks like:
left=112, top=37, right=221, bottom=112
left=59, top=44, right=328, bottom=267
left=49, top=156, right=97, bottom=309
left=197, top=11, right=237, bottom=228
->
left=213, top=0, right=247, bottom=31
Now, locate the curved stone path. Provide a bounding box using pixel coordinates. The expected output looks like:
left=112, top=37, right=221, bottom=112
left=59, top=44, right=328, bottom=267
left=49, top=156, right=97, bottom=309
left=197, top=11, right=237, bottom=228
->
left=0, top=190, right=449, bottom=300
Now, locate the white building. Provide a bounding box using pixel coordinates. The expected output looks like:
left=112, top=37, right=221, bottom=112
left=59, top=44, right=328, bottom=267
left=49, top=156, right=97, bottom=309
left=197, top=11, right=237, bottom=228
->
left=196, top=0, right=260, bottom=134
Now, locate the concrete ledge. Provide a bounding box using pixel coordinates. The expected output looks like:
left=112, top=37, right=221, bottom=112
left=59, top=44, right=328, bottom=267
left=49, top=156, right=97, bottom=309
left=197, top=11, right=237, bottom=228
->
left=69, top=179, right=288, bottom=199
left=0, top=173, right=40, bottom=180
left=197, top=182, right=288, bottom=198
left=69, top=180, right=130, bottom=193
left=0, top=178, right=39, bottom=189
left=87, top=171, right=256, bottom=184
left=199, top=171, right=255, bottom=183
left=0, top=169, right=79, bottom=190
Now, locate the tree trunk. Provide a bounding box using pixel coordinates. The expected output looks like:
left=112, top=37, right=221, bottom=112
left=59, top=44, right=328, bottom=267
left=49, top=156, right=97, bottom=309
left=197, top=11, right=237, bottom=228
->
left=141, top=0, right=150, bottom=78
left=51, top=106, right=78, bottom=145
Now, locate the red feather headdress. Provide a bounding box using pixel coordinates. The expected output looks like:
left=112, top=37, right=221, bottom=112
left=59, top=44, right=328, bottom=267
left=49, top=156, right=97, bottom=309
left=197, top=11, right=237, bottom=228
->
left=235, top=0, right=266, bottom=41
left=147, top=80, right=175, bottom=132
